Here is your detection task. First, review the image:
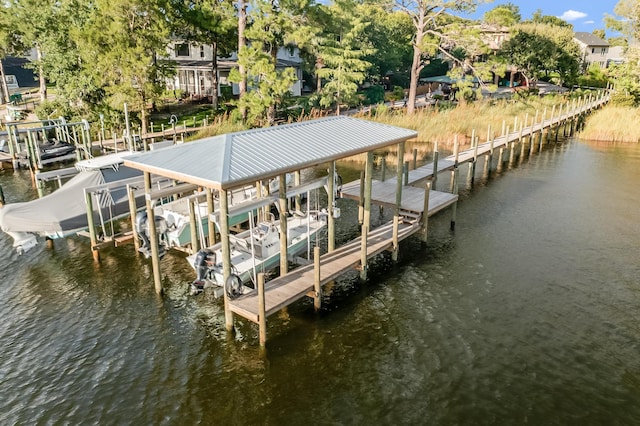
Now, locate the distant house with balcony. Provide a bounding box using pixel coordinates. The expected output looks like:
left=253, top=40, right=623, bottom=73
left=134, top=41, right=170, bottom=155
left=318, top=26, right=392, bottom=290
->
left=573, top=32, right=610, bottom=69
left=165, top=42, right=304, bottom=99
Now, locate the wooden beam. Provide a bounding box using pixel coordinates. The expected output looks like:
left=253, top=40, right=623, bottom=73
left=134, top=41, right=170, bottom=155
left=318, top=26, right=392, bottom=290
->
left=144, top=172, right=163, bottom=294
left=220, top=188, right=234, bottom=331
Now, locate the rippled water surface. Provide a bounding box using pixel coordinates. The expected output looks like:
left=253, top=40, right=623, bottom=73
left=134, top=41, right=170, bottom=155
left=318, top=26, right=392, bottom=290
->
left=1, top=139, right=639, bottom=425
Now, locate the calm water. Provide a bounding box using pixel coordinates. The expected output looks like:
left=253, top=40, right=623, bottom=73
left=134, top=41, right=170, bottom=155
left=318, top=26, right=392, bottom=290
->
left=1, top=139, right=639, bottom=425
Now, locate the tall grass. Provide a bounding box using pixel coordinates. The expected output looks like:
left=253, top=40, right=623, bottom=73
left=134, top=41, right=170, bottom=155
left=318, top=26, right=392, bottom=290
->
left=360, top=95, right=568, bottom=149
left=579, top=107, right=640, bottom=143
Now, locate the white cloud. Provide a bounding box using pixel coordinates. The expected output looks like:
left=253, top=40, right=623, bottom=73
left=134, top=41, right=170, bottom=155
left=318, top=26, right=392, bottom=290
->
left=559, top=10, right=588, bottom=21
left=584, top=20, right=595, bottom=24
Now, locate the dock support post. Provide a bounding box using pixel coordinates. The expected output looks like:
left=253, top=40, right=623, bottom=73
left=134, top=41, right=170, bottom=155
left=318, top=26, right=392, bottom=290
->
left=206, top=188, right=216, bottom=247
left=432, top=142, right=438, bottom=190
left=419, top=181, right=431, bottom=242
left=85, top=190, right=100, bottom=262
left=258, top=273, right=267, bottom=346
left=360, top=151, right=373, bottom=280
left=413, top=148, right=417, bottom=170
left=144, top=172, right=163, bottom=295
left=220, top=189, right=234, bottom=331
left=313, top=246, right=321, bottom=312
left=127, top=185, right=140, bottom=252
left=294, top=170, right=301, bottom=212
left=328, top=162, right=336, bottom=252
left=450, top=135, right=459, bottom=194
left=381, top=157, right=386, bottom=182
left=451, top=168, right=458, bottom=231
left=471, top=130, right=478, bottom=183
left=403, top=161, right=409, bottom=186
left=358, top=170, right=364, bottom=225
left=279, top=174, right=288, bottom=276
left=189, top=198, right=199, bottom=254
left=392, top=142, right=405, bottom=262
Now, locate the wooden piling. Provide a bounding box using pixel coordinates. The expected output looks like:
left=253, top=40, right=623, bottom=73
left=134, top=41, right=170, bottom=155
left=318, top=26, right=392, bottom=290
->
left=279, top=174, right=288, bottom=275
left=419, top=181, right=431, bottom=242
left=258, top=272, right=267, bottom=346
left=313, top=246, right=321, bottom=312
left=127, top=185, right=140, bottom=252
left=450, top=168, right=458, bottom=231
left=219, top=188, right=234, bottom=331
left=328, top=161, right=336, bottom=252
left=432, top=142, right=439, bottom=190
left=358, top=170, right=365, bottom=225
left=206, top=188, right=216, bottom=247
left=360, top=151, right=373, bottom=280
left=381, top=157, right=386, bottom=182
left=294, top=170, right=301, bottom=212
left=85, top=190, right=100, bottom=262
left=188, top=198, right=199, bottom=254
left=413, top=148, right=418, bottom=169
left=144, top=172, right=163, bottom=295
left=403, top=161, right=409, bottom=186
left=392, top=142, right=405, bottom=262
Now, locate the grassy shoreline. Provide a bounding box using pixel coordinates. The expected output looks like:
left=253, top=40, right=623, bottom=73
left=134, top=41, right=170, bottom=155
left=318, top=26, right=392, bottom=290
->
left=187, top=93, right=634, bottom=165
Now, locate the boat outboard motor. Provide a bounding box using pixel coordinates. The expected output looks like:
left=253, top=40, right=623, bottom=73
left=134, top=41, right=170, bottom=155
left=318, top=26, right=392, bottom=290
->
left=135, top=211, right=169, bottom=259
left=191, top=249, right=215, bottom=294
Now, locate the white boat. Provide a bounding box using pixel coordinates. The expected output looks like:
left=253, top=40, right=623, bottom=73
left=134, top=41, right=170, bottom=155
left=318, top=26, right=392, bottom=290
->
left=187, top=175, right=338, bottom=297
left=0, top=151, right=153, bottom=254
left=157, top=179, right=281, bottom=250
left=188, top=208, right=327, bottom=297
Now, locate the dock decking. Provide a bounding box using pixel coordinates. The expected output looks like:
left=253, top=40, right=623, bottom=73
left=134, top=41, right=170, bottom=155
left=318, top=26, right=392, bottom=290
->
left=229, top=220, right=420, bottom=322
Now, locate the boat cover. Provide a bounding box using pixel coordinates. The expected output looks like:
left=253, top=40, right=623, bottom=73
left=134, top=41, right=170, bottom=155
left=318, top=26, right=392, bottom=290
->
left=0, top=166, right=141, bottom=235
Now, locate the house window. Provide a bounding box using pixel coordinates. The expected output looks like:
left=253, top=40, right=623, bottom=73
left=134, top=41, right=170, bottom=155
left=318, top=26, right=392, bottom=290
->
left=200, top=46, right=205, bottom=58
left=5, top=75, right=17, bottom=85
left=601, top=47, right=607, bottom=55
left=175, top=44, right=190, bottom=57
left=591, top=48, right=595, bottom=54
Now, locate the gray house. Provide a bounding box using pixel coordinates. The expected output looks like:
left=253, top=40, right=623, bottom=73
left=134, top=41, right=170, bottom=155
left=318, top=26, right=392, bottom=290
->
left=573, top=32, right=610, bottom=69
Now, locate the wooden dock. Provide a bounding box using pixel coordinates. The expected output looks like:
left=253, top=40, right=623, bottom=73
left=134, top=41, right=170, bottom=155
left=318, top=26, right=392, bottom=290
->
left=224, top=92, right=610, bottom=343
left=229, top=186, right=458, bottom=324
left=229, top=220, right=421, bottom=322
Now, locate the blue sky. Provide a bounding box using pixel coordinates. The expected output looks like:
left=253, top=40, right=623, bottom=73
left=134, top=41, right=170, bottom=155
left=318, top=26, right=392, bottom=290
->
left=463, top=0, right=621, bottom=34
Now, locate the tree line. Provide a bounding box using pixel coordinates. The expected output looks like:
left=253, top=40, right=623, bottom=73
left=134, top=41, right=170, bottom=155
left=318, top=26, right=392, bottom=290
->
left=0, top=0, right=637, bottom=131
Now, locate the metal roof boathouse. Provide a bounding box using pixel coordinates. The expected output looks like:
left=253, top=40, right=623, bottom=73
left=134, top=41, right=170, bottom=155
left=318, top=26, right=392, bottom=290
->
left=124, top=116, right=417, bottom=190
left=123, top=116, right=455, bottom=345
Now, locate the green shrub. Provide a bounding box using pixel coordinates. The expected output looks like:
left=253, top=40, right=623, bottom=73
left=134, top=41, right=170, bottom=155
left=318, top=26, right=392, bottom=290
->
left=364, top=85, right=385, bottom=105
left=610, top=91, right=637, bottom=107
left=390, top=86, right=405, bottom=101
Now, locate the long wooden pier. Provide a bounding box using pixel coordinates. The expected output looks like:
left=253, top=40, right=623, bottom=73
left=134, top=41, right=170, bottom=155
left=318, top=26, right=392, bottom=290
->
left=225, top=92, right=609, bottom=344
left=119, top=91, right=609, bottom=345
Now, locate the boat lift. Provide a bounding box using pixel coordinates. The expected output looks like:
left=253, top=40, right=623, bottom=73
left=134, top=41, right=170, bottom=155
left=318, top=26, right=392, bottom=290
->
left=3, top=117, right=93, bottom=170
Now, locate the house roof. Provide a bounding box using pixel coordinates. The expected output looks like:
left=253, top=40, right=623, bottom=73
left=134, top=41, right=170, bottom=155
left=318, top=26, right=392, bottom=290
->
left=1, top=56, right=37, bottom=88
left=123, top=116, right=418, bottom=190
left=574, top=32, right=610, bottom=47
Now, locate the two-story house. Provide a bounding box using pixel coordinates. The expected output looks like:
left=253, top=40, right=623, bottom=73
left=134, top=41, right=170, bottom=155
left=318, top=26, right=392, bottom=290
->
left=573, top=32, right=610, bottom=69
left=165, top=42, right=304, bottom=99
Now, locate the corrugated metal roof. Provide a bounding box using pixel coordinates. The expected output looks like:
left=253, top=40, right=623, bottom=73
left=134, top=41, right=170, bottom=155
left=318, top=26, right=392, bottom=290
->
left=123, top=116, right=417, bottom=190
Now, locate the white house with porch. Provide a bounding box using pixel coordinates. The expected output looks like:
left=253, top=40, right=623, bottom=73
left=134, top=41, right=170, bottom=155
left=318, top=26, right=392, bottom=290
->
left=165, top=42, right=304, bottom=99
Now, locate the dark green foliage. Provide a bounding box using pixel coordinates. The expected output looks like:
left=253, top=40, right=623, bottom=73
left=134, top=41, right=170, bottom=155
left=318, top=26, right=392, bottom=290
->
left=363, top=84, right=385, bottom=105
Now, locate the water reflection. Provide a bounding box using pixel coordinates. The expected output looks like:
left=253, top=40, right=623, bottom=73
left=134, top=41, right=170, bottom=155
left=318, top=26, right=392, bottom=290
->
left=1, top=139, right=640, bottom=424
